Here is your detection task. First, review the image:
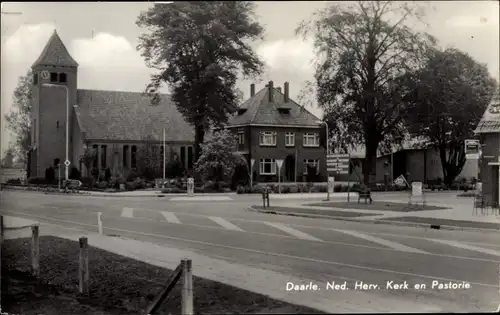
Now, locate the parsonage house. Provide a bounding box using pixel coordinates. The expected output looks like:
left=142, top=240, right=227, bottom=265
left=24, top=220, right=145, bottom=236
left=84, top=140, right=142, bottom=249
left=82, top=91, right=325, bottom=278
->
left=28, top=30, right=195, bottom=178
left=474, top=89, right=500, bottom=206
left=225, top=81, right=327, bottom=183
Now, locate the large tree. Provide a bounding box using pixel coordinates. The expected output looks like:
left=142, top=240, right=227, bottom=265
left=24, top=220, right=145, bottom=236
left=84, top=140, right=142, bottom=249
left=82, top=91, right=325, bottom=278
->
left=5, top=70, right=32, bottom=165
left=296, top=1, right=436, bottom=184
left=406, top=48, right=497, bottom=185
left=136, top=1, right=264, bottom=161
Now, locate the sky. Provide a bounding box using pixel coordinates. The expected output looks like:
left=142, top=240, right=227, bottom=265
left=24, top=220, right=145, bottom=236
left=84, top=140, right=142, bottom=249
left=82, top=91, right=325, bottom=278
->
left=1, top=1, right=499, bottom=156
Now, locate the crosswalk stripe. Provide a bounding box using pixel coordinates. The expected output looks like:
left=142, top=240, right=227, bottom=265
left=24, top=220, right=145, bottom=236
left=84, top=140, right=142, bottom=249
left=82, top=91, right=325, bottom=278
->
left=429, top=239, right=500, bottom=258
left=161, top=211, right=181, bottom=224
left=121, top=207, right=134, bottom=218
left=170, top=196, right=232, bottom=201
left=335, top=229, right=428, bottom=254
left=208, top=216, right=244, bottom=231
left=264, top=222, right=323, bottom=242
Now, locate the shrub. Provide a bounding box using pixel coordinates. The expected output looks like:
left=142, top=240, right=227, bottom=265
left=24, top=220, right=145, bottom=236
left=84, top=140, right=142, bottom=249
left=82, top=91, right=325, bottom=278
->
left=236, top=185, right=245, bottom=194
left=161, top=187, right=186, bottom=194
left=6, top=178, right=22, bottom=185
left=69, top=167, right=81, bottom=180
left=80, top=177, right=93, bottom=188
left=281, top=186, right=291, bottom=194
left=133, top=178, right=146, bottom=190
left=126, top=169, right=140, bottom=182
left=289, top=185, right=298, bottom=193
left=45, top=167, right=56, bottom=182
left=97, top=181, right=108, bottom=189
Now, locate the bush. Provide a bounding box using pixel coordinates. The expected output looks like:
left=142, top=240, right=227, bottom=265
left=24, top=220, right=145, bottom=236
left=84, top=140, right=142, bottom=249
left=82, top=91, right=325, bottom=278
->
left=126, top=169, right=140, bottom=182
left=281, top=186, right=291, bottom=194
left=45, top=167, right=56, bottom=182
left=6, top=178, right=22, bottom=185
left=80, top=177, right=93, bottom=188
left=125, top=181, right=136, bottom=191
left=161, top=187, right=186, bottom=194
left=289, top=185, right=298, bottom=193
left=97, top=181, right=108, bottom=190
left=236, top=185, right=246, bottom=194
left=69, top=167, right=81, bottom=180
left=133, top=178, right=146, bottom=190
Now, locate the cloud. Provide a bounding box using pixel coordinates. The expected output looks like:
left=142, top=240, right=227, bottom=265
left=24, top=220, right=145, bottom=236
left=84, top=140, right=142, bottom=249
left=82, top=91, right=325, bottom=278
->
left=1, top=23, right=155, bottom=154
left=257, top=38, right=315, bottom=73
left=445, top=14, right=499, bottom=28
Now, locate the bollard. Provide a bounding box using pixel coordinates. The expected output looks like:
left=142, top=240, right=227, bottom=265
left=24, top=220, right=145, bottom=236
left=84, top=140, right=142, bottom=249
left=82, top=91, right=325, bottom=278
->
left=97, top=212, right=103, bottom=235
left=79, top=237, right=89, bottom=294
left=31, top=225, right=40, bottom=277
left=181, top=259, right=193, bottom=315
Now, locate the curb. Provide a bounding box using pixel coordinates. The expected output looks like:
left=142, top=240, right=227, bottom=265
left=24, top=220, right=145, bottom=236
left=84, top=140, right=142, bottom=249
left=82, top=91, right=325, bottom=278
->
left=247, top=206, right=500, bottom=233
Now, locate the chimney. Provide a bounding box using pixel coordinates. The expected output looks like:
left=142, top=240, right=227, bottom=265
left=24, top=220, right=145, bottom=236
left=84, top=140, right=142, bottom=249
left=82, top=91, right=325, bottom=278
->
left=284, top=82, right=289, bottom=102
left=268, top=81, right=274, bottom=102
left=250, top=83, right=255, bottom=97
left=277, top=87, right=282, bottom=93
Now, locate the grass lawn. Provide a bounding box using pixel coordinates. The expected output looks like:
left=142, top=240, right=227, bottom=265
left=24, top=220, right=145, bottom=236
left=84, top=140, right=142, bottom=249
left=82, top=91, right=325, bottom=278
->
left=1, top=236, right=324, bottom=315
left=306, top=201, right=449, bottom=212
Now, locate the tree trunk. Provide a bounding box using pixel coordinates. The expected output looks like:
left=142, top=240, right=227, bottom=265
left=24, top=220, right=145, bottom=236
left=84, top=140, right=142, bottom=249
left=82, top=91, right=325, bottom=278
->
left=363, top=141, right=378, bottom=186
left=194, top=126, right=205, bottom=163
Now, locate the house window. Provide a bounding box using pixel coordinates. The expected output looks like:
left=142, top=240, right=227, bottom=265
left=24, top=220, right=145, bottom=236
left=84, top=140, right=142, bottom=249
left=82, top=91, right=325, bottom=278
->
left=259, top=159, right=276, bottom=175
left=285, top=132, right=295, bottom=147
left=59, top=73, right=67, bottom=83
left=92, top=145, right=98, bottom=168
left=259, top=131, right=277, bottom=146
left=50, top=72, right=58, bottom=82
left=33, top=73, right=38, bottom=85
left=187, top=146, right=193, bottom=169
left=237, top=132, right=244, bottom=145
left=180, top=146, right=186, bottom=167
left=303, top=159, right=320, bottom=175
left=131, top=145, right=137, bottom=168
left=303, top=133, right=320, bottom=147
left=123, top=145, right=129, bottom=168
left=101, top=145, right=107, bottom=168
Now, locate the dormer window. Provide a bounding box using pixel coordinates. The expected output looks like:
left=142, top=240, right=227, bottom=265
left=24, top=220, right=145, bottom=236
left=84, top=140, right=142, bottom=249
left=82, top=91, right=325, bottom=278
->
left=59, top=73, right=67, bottom=83
left=50, top=72, right=58, bottom=82
left=238, top=108, right=247, bottom=115
left=278, top=107, right=290, bottom=114
left=33, top=73, right=39, bottom=86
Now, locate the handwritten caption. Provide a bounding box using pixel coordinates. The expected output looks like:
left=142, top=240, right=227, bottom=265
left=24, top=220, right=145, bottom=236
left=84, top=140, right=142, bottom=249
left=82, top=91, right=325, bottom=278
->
left=285, top=280, right=471, bottom=292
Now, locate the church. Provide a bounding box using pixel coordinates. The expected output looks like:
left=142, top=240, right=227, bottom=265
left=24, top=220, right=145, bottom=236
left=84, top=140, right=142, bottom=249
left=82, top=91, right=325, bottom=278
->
left=28, top=30, right=195, bottom=179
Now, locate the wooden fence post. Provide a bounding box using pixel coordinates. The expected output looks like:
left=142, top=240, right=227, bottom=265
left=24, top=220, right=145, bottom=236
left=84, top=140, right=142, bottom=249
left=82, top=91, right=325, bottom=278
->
left=79, top=237, right=89, bottom=294
left=31, top=225, right=40, bottom=277
left=181, top=259, right=193, bottom=315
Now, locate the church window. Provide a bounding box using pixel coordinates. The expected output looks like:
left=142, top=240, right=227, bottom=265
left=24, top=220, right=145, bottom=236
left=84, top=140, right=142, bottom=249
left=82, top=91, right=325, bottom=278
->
left=33, top=73, right=38, bottom=85
left=59, top=73, right=67, bottom=83
left=50, top=72, right=58, bottom=82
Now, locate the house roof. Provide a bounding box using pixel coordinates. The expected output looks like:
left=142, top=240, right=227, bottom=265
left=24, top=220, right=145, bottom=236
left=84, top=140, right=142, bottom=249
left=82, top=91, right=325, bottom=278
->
left=227, top=84, right=321, bottom=126
left=474, top=89, right=500, bottom=134
left=74, top=89, right=194, bottom=142
left=32, top=30, right=79, bottom=68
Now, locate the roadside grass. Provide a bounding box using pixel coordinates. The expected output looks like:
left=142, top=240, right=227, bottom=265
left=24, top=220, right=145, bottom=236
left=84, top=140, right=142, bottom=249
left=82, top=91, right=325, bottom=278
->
left=252, top=205, right=378, bottom=217
left=306, top=201, right=449, bottom=212
left=1, top=236, right=324, bottom=315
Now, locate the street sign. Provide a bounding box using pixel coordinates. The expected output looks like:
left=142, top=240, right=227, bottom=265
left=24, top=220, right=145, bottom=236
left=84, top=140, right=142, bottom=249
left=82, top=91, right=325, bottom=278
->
left=64, top=160, right=71, bottom=167
left=326, top=154, right=350, bottom=174
left=276, top=159, right=284, bottom=169
left=464, top=139, right=480, bottom=159
left=250, top=158, right=255, bottom=168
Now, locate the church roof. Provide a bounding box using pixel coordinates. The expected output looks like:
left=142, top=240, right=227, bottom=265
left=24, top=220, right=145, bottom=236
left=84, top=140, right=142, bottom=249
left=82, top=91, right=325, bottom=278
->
left=474, top=89, right=500, bottom=134
left=227, top=83, right=320, bottom=127
left=32, top=30, right=79, bottom=68
left=74, top=89, right=194, bottom=142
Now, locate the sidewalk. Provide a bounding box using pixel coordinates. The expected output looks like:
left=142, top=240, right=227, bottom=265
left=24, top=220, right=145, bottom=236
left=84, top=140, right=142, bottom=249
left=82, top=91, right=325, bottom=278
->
left=0, top=219, right=456, bottom=313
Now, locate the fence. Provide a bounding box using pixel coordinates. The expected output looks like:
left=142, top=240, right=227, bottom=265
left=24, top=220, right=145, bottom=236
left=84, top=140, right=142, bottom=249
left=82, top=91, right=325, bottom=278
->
left=0, top=215, right=194, bottom=315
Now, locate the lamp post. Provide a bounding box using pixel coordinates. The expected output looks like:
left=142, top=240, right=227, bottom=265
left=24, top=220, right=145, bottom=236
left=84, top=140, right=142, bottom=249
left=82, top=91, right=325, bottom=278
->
left=42, top=83, right=69, bottom=181
left=317, top=120, right=330, bottom=200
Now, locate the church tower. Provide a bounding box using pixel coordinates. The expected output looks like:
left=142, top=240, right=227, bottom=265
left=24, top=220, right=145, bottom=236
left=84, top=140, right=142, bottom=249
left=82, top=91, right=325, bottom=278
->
left=30, top=30, right=78, bottom=178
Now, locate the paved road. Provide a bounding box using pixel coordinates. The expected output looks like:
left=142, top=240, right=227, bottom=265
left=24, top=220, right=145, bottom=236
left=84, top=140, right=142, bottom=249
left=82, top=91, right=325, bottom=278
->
left=1, top=191, right=499, bottom=312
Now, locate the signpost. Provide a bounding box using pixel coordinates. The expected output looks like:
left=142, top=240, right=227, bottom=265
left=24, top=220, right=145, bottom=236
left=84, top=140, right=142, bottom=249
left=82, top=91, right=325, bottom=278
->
left=250, top=158, right=255, bottom=189
left=276, top=159, right=284, bottom=194
left=326, top=154, right=350, bottom=201
left=465, top=139, right=480, bottom=159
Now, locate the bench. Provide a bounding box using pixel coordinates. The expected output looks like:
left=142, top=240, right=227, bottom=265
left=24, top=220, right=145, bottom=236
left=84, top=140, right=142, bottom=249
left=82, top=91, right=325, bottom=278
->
left=358, top=188, right=372, bottom=204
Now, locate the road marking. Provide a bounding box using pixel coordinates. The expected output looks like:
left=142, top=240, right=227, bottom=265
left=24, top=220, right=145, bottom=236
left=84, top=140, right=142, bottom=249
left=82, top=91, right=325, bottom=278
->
left=161, top=211, right=181, bottom=224
left=121, top=207, right=134, bottom=218
left=334, top=229, right=428, bottom=254
left=170, top=196, right=232, bottom=201
left=208, top=216, right=244, bottom=232
left=429, top=239, right=500, bottom=258
left=8, top=211, right=497, bottom=289
left=264, top=222, right=323, bottom=242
